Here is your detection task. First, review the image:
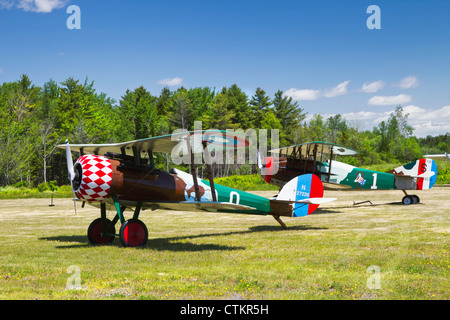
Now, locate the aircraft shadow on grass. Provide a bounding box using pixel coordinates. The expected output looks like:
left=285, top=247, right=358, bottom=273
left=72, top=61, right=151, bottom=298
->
left=39, top=224, right=326, bottom=251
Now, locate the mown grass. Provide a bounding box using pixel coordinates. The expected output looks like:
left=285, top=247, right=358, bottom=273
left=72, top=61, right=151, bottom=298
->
left=0, top=187, right=448, bottom=300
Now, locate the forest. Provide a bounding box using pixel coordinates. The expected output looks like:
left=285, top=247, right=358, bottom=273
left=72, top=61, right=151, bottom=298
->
left=1, top=74, right=449, bottom=187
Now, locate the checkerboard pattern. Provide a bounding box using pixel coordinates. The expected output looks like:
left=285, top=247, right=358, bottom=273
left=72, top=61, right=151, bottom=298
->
left=75, top=155, right=113, bottom=202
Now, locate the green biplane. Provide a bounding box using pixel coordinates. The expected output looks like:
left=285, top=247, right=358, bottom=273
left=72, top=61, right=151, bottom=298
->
left=261, top=141, right=438, bottom=205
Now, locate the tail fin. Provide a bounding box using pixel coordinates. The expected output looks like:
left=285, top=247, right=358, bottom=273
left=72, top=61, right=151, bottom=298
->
left=391, top=159, right=438, bottom=190
left=271, top=174, right=336, bottom=217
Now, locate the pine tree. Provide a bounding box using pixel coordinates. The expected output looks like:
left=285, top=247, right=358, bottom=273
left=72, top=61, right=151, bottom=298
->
left=223, top=84, right=252, bottom=129
left=203, top=93, right=238, bottom=130
left=272, top=90, right=306, bottom=142
left=168, top=91, right=192, bottom=130
left=249, top=87, right=272, bottom=128
left=156, top=87, right=172, bottom=116
left=117, top=86, right=158, bottom=139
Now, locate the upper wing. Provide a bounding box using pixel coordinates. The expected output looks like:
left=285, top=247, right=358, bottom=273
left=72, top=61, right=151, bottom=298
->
left=270, top=141, right=358, bottom=157
left=57, top=130, right=249, bottom=157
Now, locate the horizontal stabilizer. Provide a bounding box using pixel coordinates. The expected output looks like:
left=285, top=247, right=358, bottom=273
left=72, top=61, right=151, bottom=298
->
left=399, top=171, right=436, bottom=179
left=272, top=197, right=337, bottom=205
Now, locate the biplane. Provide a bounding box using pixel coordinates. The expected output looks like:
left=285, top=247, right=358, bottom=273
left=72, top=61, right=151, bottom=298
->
left=57, top=131, right=336, bottom=247
left=260, top=141, right=438, bottom=206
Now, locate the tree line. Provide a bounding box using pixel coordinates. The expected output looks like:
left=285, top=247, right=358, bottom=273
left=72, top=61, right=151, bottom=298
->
left=0, top=74, right=449, bottom=187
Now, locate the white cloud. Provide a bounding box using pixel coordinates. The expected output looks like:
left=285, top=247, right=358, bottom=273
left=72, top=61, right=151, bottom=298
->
left=323, top=80, right=350, bottom=98
left=402, top=105, right=450, bottom=137
left=284, top=80, right=350, bottom=101
left=393, top=75, right=420, bottom=89
left=341, top=111, right=378, bottom=121
left=156, top=77, right=183, bottom=86
left=368, top=94, right=412, bottom=106
left=361, top=80, right=385, bottom=93
left=0, top=0, right=67, bottom=12
left=0, top=0, right=14, bottom=9
left=284, top=88, right=320, bottom=101
left=337, top=104, right=450, bottom=137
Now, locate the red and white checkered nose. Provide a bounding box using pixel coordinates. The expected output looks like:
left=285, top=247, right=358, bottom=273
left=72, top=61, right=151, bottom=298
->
left=73, top=155, right=113, bottom=202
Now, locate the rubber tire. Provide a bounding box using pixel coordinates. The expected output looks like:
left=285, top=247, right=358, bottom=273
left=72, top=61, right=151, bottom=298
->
left=119, top=219, right=148, bottom=247
left=402, top=195, right=413, bottom=205
left=87, top=218, right=115, bottom=244
left=411, top=195, right=420, bottom=204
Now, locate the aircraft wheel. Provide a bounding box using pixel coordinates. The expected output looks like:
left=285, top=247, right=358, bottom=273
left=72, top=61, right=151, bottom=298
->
left=119, top=219, right=148, bottom=247
left=402, top=195, right=413, bottom=205
left=411, top=195, right=420, bottom=204
left=87, top=218, right=115, bottom=244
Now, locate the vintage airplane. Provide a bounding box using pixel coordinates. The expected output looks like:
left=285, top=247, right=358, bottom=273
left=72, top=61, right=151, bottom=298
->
left=58, top=131, right=336, bottom=247
left=260, top=141, right=438, bottom=206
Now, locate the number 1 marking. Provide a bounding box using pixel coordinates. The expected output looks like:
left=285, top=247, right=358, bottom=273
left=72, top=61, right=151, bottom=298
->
left=371, top=173, right=378, bottom=189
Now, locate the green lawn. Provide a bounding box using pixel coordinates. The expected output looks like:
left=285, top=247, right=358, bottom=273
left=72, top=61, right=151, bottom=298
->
left=0, top=187, right=448, bottom=300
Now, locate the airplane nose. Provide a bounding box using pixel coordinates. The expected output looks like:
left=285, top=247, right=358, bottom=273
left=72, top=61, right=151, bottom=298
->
left=73, top=155, right=113, bottom=202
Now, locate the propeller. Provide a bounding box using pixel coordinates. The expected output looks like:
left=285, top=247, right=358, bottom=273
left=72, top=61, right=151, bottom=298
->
left=65, top=139, right=77, bottom=214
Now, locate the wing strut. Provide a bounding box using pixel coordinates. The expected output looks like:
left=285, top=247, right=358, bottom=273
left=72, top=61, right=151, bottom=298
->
left=327, top=147, right=334, bottom=183
left=186, top=135, right=201, bottom=202
left=202, top=141, right=217, bottom=202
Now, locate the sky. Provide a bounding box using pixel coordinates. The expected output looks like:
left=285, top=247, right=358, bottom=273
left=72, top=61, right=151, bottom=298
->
left=1, top=0, right=450, bottom=137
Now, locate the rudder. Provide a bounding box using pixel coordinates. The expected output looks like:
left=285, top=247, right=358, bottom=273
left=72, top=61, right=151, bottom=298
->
left=276, top=174, right=325, bottom=216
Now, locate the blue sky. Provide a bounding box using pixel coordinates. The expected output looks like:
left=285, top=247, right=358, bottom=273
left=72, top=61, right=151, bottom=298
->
left=1, top=0, right=450, bottom=137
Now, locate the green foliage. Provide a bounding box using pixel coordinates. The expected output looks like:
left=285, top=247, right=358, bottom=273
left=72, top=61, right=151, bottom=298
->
left=0, top=183, right=73, bottom=199
left=215, top=174, right=279, bottom=191
left=36, top=180, right=58, bottom=192
left=435, top=161, right=450, bottom=184
left=272, top=90, right=306, bottom=144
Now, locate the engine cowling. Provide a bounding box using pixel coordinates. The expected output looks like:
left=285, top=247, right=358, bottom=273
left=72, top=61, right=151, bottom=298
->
left=72, top=155, right=113, bottom=202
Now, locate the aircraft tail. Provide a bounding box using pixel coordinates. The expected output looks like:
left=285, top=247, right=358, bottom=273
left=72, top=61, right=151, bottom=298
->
left=271, top=174, right=336, bottom=217
left=391, top=158, right=438, bottom=190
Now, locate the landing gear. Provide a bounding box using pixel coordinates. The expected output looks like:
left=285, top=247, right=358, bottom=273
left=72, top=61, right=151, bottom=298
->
left=87, top=218, right=116, bottom=244
left=401, top=192, right=420, bottom=205
left=119, top=219, right=148, bottom=247
left=87, top=199, right=148, bottom=247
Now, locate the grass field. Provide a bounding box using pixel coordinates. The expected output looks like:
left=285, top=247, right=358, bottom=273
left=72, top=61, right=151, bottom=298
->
left=0, top=187, right=448, bottom=300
